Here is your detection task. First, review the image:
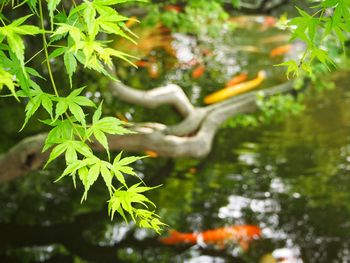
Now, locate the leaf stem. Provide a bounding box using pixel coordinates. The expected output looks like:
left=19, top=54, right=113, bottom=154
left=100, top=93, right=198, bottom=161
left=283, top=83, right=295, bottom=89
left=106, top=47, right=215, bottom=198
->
left=298, top=48, right=309, bottom=68
left=38, top=0, right=60, bottom=97
left=25, top=48, right=44, bottom=65
left=0, top=15, right=6, bottom=26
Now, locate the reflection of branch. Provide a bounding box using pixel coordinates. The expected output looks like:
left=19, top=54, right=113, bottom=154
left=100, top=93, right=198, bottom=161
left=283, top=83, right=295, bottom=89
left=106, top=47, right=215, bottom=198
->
left=259, top=0, right=269, bottom=9
left=0, top=211, right=125, bottom=263
left=0, top=80, right=294, bottom=183
left=223, top=0, right=289, bottom=13
left=263, top=0, right=289, bottom=13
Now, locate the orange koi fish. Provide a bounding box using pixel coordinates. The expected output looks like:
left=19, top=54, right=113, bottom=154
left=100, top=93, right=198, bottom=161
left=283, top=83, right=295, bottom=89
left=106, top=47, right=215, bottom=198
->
left=204, top=70, right=266, bottom=104
left=263, top=16, right=277, bottom=27
left=228, top=15, right=274, bottom=29
left=270, top=44, right=292, bottom=58
left=115, top=23, right=175, bottom=59
left=160, top=225, right=261, bottom=251
left=225, top=72, right=248, bottom=88
left=164, top=4, right=182, bottom=13
left=135, top=60, right=150, bottom=68
left=260, top=16, right=277, bottom=31
left=192, top=65, right=205, bottom=79
left=145, top=150, right=158, bottom=158
left=125, top=16, right=138, bottom=28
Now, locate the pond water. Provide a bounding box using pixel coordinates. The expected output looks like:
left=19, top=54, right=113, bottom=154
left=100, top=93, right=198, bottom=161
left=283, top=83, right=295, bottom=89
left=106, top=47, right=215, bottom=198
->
left=1, top=18, right=350, bottom=263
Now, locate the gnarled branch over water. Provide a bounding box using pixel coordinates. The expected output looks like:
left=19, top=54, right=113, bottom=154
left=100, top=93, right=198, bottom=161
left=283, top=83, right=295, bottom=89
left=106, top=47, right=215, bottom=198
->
left=0, top=79, right=294, bottom=183
left=109, top=81, right=195, bottom=117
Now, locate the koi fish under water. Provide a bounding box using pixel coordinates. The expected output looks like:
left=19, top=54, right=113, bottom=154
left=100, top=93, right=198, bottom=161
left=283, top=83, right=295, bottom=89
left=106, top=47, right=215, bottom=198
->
left=263, top=16, right=277, bottom=27
left=144, top=150, right=158, bottom=158
left=225, top=72, right=248, bottom=87
left=228, top=15, right=277, bottom=31
left=134, top=60, right=160, bottom=79
left=160, top=225, right=261, bottom=251
left=164, top=4, right=182, bottom=13
left=204, top=70, right=266, bottom=104
left=192, top=65, right=206, bottom=79
left=270, top=44, right=292, bottom=57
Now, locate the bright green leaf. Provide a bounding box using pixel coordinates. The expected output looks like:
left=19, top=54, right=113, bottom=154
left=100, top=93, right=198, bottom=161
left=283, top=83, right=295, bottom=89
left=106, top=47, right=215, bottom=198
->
left=63, top=51, right=77, bottom=87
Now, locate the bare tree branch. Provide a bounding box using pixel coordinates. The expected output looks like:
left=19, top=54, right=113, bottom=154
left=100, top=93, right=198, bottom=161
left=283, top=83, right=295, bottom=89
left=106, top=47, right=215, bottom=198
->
left=0, top=134, right=48, bottom=183
left=110, top=81, right=195, bottom=117
left=0, top=79, right=294, bottom=183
